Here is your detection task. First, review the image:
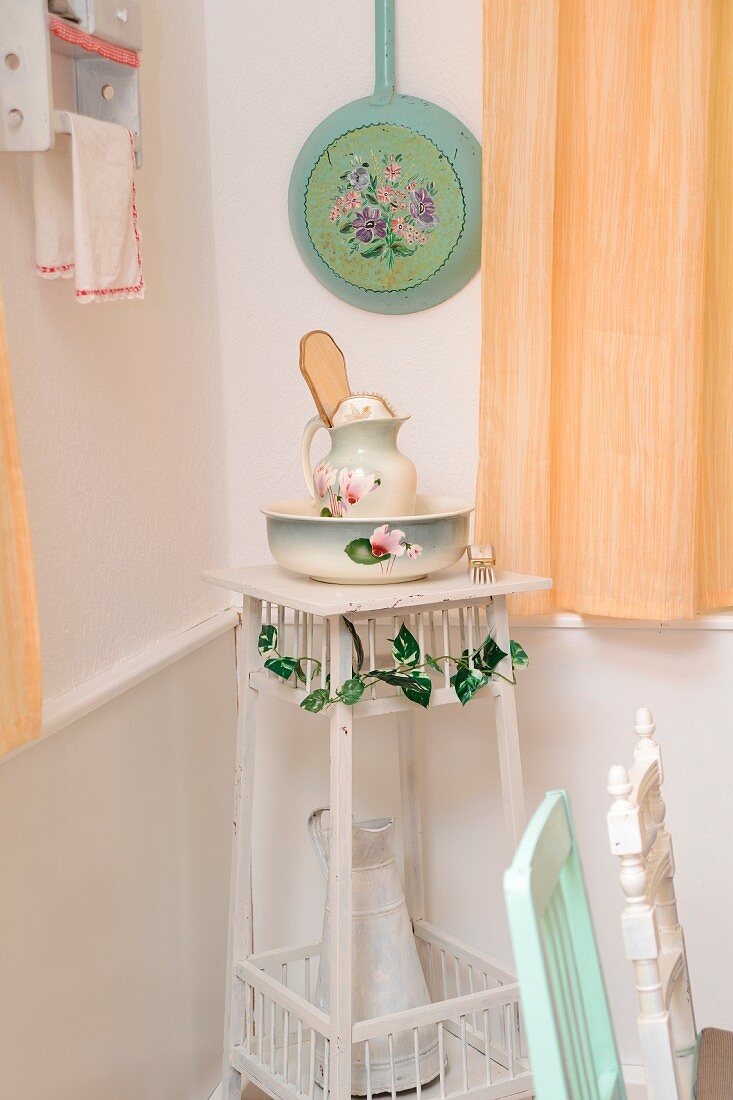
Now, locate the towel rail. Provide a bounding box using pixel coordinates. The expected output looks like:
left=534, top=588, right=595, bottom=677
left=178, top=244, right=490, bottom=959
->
left=0, top=0, right=142, bottom=166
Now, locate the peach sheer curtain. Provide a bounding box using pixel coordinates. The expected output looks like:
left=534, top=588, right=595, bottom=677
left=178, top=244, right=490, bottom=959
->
left=477, top=0, right=733, bottom=618
left=0, top=284, right=41, bottom=755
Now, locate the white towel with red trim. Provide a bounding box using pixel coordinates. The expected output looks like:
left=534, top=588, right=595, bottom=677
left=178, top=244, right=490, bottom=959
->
left=32, top=114, right=143, bottom=303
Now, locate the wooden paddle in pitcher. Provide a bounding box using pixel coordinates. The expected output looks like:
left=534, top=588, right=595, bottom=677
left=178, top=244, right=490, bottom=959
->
left=299, top=330, right=352, bottom=427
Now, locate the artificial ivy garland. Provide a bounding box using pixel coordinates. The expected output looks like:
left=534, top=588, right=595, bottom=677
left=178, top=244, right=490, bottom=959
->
left=257, top=619, right=529, bottom=713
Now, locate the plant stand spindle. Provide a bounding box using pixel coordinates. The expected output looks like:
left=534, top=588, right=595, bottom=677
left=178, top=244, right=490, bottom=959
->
left=203, top=563, right=552, bottom=1100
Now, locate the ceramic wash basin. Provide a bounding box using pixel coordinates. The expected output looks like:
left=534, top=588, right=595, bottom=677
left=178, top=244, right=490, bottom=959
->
left=261, top=495, right=473, bottom=584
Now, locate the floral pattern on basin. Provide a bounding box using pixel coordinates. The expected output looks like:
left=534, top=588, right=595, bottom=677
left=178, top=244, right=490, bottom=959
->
left=345, top=524, right=423, bottom=573
left=316, top=463, right=381, bottom=517
left=305, top=123, right=465, bottom=293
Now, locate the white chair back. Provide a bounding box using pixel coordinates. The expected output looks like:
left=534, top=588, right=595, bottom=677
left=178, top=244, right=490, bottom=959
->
left=607, top=707, right=697, bottom=1100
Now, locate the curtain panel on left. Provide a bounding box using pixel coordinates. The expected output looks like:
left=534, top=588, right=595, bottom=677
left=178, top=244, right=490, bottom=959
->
left=0, top=284, right=41, bottom=756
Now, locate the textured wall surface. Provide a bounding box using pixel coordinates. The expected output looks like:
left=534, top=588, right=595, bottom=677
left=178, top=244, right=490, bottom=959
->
left=0, top=631, right=237, bottom=1100
left=204, top=0, right=484, bottom=566
left=0, top=0, right=230, bottom=700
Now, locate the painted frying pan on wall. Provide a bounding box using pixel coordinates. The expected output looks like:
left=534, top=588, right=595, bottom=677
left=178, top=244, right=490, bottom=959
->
left=288, top=0, right=481, bottom=315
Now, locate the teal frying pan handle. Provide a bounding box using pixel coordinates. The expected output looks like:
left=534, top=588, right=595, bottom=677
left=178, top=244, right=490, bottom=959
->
left=371, top=0, right=395, bottom=106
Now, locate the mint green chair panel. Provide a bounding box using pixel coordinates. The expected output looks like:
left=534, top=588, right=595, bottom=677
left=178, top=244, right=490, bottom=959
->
left=504, top=791, right=626, bottom=1100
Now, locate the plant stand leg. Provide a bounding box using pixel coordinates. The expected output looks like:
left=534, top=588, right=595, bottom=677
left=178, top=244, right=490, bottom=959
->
left=397, top=710, right=425, bottom=922
left=223, top=596, right=261, bottom=1100
left=328, top=615, right=354, bottom=1100
left=490, top=595, right=526, bottom=853
left=398, top=709, right=429, bottom=985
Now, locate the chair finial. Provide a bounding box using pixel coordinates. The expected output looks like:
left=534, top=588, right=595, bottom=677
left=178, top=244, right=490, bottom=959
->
left=607, top=764, right=632, bottom=801
left=635, top=706, right=655, bottom=735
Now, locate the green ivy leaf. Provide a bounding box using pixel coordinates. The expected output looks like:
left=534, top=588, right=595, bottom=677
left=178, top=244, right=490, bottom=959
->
left=344, top=538, right=385, bottom=565
left=391, top=623, right=420, bottom=667
left=400, top=671, right=432, bottom=709
left=258, top=624, right=277, bottom=655
left=300, top=688, right=331, bottom=713
left=264, top=656, right=298, bottom=681
left=510, top=640, right=529, bottom=669
left=338, top=676, right=366, bottom=705
left=453, top=666, right=490, bottom=706
left=392, top=242, right=417, bottom=257
left=320, top=507, right=333, bottom=517
left=339, top=221, right=353, bottom=234
left=361, top=242, right=385, bottom=259
left=294, top=657, right=321, bottom=683
left=425, top=654, right=443, bottom=673
left=473, top=636, right=507, bottom=674
left=342, top=616, right=364, bottom=672
left=368, top=669, right=417, bottom=689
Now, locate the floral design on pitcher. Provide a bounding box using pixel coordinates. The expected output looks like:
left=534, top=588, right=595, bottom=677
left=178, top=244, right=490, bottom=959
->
left=316, top=464, right=381, bottom=517
left=328, top=151, right=438, bottom=270
left=344, top=524, right=423, bottom=573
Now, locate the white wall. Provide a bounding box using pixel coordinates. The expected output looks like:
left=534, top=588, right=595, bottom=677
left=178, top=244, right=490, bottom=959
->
left=204, top=0, right=483, bottom=564
left=205, top=0, right=733, bottom=1075
left=1, top=0, right=230, bottom=699
left=0, top=631, right=237, bottom=1100
left=0, top=4, right=237, bottom=1098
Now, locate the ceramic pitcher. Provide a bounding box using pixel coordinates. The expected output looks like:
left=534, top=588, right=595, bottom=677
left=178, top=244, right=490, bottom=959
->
left=301, top=409, right=417, bottom=519
left=308, top=809, right=442, bottom=1095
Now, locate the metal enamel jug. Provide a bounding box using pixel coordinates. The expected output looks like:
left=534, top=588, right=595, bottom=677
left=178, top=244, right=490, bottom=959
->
left=308, top=809, right=442, bottom=1094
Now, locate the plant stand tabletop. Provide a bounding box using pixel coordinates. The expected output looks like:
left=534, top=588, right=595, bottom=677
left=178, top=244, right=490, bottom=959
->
left=204, top=563, right=551, bottom=1100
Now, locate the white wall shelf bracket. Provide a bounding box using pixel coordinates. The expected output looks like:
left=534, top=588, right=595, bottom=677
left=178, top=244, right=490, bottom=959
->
left=0, top=0, right=142, bottom=167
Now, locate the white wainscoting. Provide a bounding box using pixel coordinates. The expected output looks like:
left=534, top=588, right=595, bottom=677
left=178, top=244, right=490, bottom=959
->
left=0, top=620, right=238, bottom=1100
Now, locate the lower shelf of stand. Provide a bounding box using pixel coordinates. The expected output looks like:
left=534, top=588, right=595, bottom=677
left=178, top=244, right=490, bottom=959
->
left=231, top=1031, right=533, bottom=1100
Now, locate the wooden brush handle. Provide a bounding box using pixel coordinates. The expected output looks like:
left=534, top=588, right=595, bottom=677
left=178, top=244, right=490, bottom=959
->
left=299, top=330, right=351, bottom=427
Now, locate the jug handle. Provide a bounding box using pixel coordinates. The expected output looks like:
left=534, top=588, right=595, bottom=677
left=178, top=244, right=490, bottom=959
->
left=307, top=807, right=330, bottom=878
left=301, top=416, right=325, bottom=501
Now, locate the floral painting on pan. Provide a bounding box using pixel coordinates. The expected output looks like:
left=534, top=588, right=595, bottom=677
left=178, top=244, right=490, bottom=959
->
left=328, top=152, right=438, bottom=270
left=305, top=122, right=465, bottom=293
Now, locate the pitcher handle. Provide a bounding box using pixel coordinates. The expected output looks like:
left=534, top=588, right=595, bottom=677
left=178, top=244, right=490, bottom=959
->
left=301, top=416, right=325, bottom=501
left=307, top=807, right=330, bottom=878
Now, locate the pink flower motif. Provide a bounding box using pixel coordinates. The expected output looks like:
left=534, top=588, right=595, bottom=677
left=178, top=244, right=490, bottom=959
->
left=328, top=206, right=341, bottom=222
left=391, top=217, right=406, bottom=237
left=338, top=468, right=378, bottom=507
left=342, top=190, right=362, bottom=211
left=385, top=161, right=402, bottom=182
left=370, top=524, right=406, bottom=558
left=407, top=544, right=423, bottom=559
left=376, top=184, right=393, bottom=204
left=314, top=462, right=337, bottom=498
left=406, top=180, right=417, bottom=192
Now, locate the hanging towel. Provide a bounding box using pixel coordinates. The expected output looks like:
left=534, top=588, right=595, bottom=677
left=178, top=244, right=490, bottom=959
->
left=32, top=114, right=143, bottom=303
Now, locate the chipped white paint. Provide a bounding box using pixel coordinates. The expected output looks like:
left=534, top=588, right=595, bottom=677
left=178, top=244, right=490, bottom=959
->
left=208, top=567, right=548, bottom=1100
left=607, top=709, right=697, bottom=1099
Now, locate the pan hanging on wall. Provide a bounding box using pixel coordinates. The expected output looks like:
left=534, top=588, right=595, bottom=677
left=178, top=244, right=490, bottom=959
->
left=288, top=0, right=481, bottom=316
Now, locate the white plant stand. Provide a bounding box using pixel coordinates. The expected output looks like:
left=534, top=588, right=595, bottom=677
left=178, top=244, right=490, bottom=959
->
left=203, top=564, right=552, bottom=1100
